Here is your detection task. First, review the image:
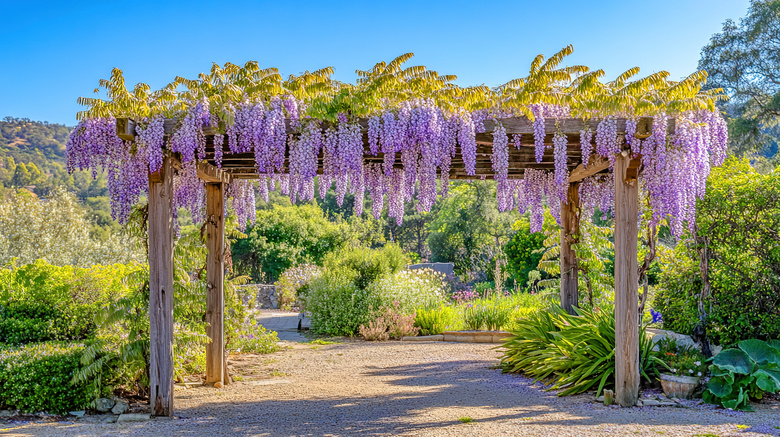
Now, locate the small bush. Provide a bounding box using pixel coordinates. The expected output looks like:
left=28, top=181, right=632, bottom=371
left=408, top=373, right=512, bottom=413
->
left=308, top=268, right=378, bottom=336
left=359, top=314, right=389, bottom=341
left=0, top=342, right=115, bottom=413
left=323, top=244, right=408, bottom=290
left=359, top=302, right=419, bottom=341
left=230, top=318, right=281, bottom=354
left=415, top=305, right=461, bottom=335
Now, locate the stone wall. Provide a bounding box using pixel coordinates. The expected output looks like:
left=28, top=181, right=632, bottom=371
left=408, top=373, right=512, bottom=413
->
left=239, top=284, right=278, bottom=310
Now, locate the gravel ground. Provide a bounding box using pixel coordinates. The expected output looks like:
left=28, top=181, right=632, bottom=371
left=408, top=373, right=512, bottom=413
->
left=2, top=340, right=779, bottom=436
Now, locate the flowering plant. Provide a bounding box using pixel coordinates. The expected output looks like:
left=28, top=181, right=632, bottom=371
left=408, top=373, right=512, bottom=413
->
left=657, top=338, right=708, bottom=379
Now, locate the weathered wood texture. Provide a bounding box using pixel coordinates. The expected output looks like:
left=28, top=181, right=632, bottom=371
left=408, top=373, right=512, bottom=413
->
left=148, top=157, right=175, bottom=417
left=205, top=183, right=225, bottom=385
left=613, top=153, right=640, bottom=407
left=559, top=182, right=580, bottom=314
left=569, top=156, right=611, bottom=183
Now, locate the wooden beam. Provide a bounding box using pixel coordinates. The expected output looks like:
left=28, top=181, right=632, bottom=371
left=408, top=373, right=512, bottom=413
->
left=560, top=182, right=580, bottom=314
left=197, top=161, right=233, bottom=184
left=205, top=183, right=226, bottom=386
left=569, top=155, right=611, bottom=182
left=148, top=156, right=175, bottom=417
left=613, top=152, right=640, bottom=407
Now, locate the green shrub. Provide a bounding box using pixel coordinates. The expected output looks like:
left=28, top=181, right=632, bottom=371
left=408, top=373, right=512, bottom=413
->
left=0, top=260, right=138, bottom=345
left=500, top=305, right=661, bottom=396
left=415, top=305, right=461, bottom=335
left=654, top=159, right=780, bottom=346
left=505, top=218, right=546, bottom=285
left=367, top=268, right=446, bottom=315
left=323, top=244, right=408, bottom=290
left=307, top=246, right=419, bottom=336
left=307, top=268, right=378, bottom=336
left=703, top=339, right=780, bottom=411
left=0, top=342, right=115, bottom=413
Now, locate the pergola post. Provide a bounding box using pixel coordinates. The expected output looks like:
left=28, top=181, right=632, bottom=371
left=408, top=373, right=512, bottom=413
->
left=148, top=156, right=175, bottom=417
left=560, top=182, right=580, bottom=314
left=613, top=152, right=640, bottom=407
left=205, top=182, right=225, bottom=385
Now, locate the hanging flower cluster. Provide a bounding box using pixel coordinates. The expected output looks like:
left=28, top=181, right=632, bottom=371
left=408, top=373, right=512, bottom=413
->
left=67, top=99, right=728, bottom=235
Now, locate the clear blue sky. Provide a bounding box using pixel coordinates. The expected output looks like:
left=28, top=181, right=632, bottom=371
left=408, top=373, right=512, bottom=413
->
left=0, top=0, right=750, bottom=126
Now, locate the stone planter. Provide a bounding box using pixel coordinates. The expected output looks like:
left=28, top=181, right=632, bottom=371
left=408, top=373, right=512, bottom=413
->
left=659, top=373, right=699, bottom=399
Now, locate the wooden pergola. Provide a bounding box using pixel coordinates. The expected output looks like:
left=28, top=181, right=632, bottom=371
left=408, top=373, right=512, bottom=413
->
left=117, top=115, right=674, bottom=415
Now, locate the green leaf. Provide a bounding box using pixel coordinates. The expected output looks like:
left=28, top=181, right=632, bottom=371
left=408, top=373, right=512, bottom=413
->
left=707, top=375, right=734, bottom=397
left=753, top=368, right=780, bottom=393
left=712, top=348, right=754, bottom=375
left=738, top=339, right=780, bottom=366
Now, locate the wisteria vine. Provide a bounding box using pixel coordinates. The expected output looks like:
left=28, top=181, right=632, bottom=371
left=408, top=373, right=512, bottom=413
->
left=66, top=97, right=728, bottom=236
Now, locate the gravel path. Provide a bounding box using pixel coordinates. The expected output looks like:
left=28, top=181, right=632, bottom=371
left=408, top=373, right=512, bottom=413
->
left=2, top=340, right=779, bottom=436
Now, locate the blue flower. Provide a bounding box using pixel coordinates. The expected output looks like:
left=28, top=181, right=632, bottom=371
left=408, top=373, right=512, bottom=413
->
left=650, top=309, right=663, bottom=324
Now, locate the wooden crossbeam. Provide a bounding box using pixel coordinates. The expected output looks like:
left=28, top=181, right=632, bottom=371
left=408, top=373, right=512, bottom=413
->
left=569, top=156, right=611, bottom=182
left=197, top=161, right=233, bottom=184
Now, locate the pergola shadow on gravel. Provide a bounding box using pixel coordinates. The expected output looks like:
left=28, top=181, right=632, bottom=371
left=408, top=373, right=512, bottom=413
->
left=15, top=342, right=779, bottom=436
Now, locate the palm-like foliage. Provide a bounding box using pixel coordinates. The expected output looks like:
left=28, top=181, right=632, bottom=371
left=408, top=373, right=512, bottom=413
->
left=77, top=46, right=724, bottom=125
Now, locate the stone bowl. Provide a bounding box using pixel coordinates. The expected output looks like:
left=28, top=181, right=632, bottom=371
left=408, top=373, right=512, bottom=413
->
left=659, top=373, right=700, bottom=399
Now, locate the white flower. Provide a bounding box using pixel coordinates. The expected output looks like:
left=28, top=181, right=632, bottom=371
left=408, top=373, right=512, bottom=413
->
left=697, top=372, right=702, bottom=377
left=689, top=369, right=694, bottom=374
left=694, top=361, right=701, bottom=366
left=671, top=368, right=677, bottom=373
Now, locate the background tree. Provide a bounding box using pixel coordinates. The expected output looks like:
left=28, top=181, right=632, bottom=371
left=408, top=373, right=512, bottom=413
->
left=0, top=188, right=141, bottom=266
left=699, top=0, right=780, bottom=160
left=504, top=218, right=546, bottom=288
left=427, top=181, right=517, bottom=282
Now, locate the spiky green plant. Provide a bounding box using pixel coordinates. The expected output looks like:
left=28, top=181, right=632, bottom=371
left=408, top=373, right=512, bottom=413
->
left=500, top=305, right=661, bottom=397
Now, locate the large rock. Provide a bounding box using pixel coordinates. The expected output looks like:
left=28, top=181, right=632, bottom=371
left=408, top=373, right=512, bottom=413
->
left=646, top=329, right=697, bottom=351
left=645, top=328, right=724, bottom=356
left=93, top=397, right=115, bottom=413
left=111, top=399, right=130, bottom=415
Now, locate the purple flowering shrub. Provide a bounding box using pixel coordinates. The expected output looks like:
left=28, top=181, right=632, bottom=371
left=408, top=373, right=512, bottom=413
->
left=359, top=302, right=419, bottom=341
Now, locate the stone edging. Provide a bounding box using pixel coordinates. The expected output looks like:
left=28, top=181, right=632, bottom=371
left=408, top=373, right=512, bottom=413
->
left=401, top=330, right=511, bottom=344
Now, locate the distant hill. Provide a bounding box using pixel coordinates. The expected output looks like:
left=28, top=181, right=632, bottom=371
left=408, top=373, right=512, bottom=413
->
left=0, top=117, right=117, bottom=238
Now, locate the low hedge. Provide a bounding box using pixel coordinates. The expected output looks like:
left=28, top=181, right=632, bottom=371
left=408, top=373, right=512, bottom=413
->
left=0, top=342, right=115, bottom=413
left=0, top=260, right=139, bottom=345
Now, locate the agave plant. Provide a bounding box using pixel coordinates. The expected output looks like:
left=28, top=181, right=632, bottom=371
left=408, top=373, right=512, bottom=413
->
left=500, top=305, right=661, bottom=396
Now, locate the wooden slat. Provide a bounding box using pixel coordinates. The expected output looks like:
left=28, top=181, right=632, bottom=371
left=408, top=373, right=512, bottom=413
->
left=197, top=161, right=233, bottom=184
left=569, top=156, right=611, bottom=182
left=560, top=182, right=580, bottom=314
left=205, top=183, right=225, bottom=386
left=148, top=157, right=175, bottom=417
left=614, top=152, right=640, bottom=407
